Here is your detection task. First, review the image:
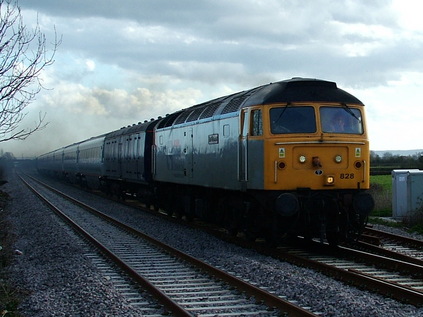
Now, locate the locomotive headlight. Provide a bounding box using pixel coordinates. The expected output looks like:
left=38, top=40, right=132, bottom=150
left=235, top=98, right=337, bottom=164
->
left=326, top=175, right=335, bottom=185
left=334, top=155, right=342, bottom=163
left=299, top=155, right=307, bottom=163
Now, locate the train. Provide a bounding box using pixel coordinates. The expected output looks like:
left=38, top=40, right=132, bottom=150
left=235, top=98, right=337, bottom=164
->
left=37, top=77, right=375, bottom=245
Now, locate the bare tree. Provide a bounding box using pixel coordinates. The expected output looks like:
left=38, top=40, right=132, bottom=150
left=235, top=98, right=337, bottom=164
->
left=0, top=0, right=59, bottom=142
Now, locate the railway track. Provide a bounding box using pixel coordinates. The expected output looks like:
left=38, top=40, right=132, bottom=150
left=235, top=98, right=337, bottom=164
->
left=183, top=204, right=423, bottom=306
left=20, top=174, right=318, bottom=317
left=259, top=238, right=423, bottom=307
left=359, top=227, right=423, bottom=264
left=164, top=204, right=423, bottom=306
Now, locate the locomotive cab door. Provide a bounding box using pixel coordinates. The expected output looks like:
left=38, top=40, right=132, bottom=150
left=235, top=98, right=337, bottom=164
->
left=238, top=109, right=249, bottom=184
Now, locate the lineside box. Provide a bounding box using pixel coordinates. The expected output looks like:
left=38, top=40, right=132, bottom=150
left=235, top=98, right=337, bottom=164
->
left=392, top=169, right=423, bottom=218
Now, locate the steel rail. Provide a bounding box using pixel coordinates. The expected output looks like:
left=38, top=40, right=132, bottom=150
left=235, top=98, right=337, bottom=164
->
left=337, top=244, right=423, bottom=278
left=258, top=242, right=423, bottom=306
left=354, top=240, right=423, bottom=267
left=20, top=175, right=192, bottom=317
left=364, top=227, right=423, bottom=248
left=22, top=174, right=318, bottom=317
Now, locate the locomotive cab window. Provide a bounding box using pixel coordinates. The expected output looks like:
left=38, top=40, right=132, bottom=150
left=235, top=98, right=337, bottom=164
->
left=270, top=106, right=316, bottom=134
left=320, top=106, right=363, bottom=134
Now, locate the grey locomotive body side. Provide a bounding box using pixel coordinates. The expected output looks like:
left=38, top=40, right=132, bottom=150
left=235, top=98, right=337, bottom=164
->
left=154, top=113, right=264, bottom=191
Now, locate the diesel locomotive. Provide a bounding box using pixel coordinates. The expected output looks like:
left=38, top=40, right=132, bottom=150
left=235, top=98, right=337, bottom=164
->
left=37, top=78, right=374, bottom=245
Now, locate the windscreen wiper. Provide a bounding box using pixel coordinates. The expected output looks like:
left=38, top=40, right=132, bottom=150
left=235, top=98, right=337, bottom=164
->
left=275, top=102, right=292, bottom=124
left=341, top=103, right=361, bottom=122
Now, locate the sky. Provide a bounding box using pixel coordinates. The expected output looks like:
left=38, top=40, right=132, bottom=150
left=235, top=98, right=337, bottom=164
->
left=2, top=0, right=423, bottom=158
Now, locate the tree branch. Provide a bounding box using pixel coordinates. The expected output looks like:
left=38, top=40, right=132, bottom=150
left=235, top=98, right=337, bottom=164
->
left=0, top=0, right=60, bottom=142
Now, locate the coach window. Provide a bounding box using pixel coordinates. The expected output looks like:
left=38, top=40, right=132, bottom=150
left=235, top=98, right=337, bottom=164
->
left=251, top=109, right=263, bottom=136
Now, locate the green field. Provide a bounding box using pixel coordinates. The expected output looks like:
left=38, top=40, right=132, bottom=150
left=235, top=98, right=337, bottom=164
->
left=370, top=174, right=391, bottom=191
left=369, top=174, right=392, bottom=217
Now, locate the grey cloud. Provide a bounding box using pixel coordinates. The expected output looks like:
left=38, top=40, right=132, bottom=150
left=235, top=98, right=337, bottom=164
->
left=19, top=0, right=413, bottom=89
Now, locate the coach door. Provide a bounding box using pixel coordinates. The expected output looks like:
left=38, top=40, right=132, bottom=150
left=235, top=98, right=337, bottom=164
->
left=134, top=133, right=141, bottom=180
left=118, top=137, right=123, bottom=178
left=238, top=109, right=249, bottom=183
left=184, top=128, right=194, bottom=178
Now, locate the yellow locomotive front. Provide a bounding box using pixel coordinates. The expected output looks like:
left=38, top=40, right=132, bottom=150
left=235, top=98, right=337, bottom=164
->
left=260, top=102, right=374, bottom=244
left=264, top=103, right=369, bottom=190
